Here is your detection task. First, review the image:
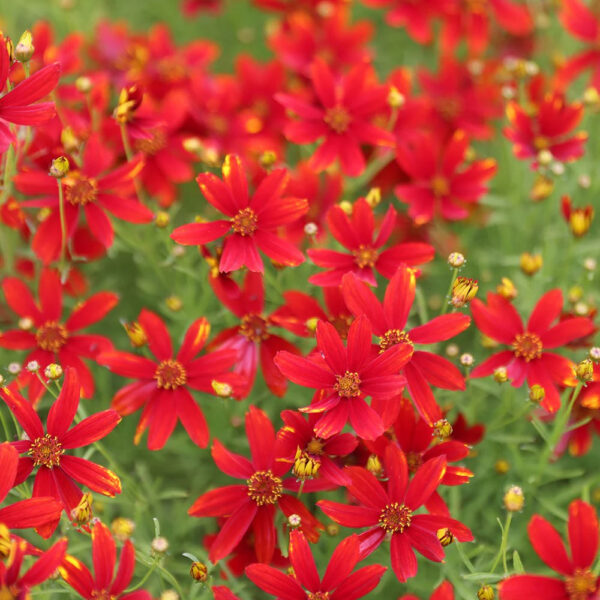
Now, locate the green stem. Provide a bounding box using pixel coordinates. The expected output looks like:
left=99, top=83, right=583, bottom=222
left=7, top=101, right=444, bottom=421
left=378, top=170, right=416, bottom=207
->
left=125, top=558, right=159, bottom=593
left=34, top=370, right=59, bottom=399
left=57, top=179, right=68, bottom=273
left=344, top=151, right=395, bottom=196
left=440, top=268, right=459, bottom=315
left=490, top=512, right=513, bottom=574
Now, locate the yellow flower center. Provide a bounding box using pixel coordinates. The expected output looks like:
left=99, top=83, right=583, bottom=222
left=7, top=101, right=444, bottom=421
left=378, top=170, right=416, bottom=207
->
left=512, top=332, right=543, bottom=362
left=134, top=129, right=168, bottom=155
left=334, top=371, right=361, bottom=398
left=308, top=593, right=330, bottom=600
left=247, top=470, right=283, bottom=506
left=565, top=569, right=597, bottom=600
left=29, top=434, right=64, bottom=468
left=36, top=321, right=68, bottom=353
left=406, top=451, right=423, bottom=473
left=324, top=105, right=351, bottom=134
left=239, top=314, right=270, bottom=342
left=379, top=502, right=413, bottom=533
left=154, top=359, right=187, bottom=390
left=231, top=207, right=258, bottom=236
left=431, top=175, right=450, bottom=197
left=306, top=438, right=324, bottom=455
left=352, top=244, right=378, bottom=268
left=379, top=329, right=412, bottom=352
left=64, top=173, right=98, bottom=206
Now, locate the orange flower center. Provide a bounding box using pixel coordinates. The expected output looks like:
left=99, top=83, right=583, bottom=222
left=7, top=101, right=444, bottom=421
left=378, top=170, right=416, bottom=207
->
left=465, top=0, right=487, bottom=13
left=431, top=175, right=450, bottom=197
left=512, top=332, right=543, bottom=362
left=379, top=328, right=412, bottom=352
left=36, top=320, right=68, bottom=352
left=308, top=593, right=330, bottom=600
left=29, top=434, right=63, bottom=468
left=64, top=173, right=98, bottom=206
left=379, top=502, right=413, bottom=533
left=239, top=314, right=270, bottom=342
left=91, top=591, right=115, bottom=600
left=334, top=371, right=361, bottom=398
left=406, top=451, right=423, bottom=473
left=0, top=584, right=19, bottom=600
left=324, top=105, right=351, bottom=134
left=565, top=569, right=597, bottom=600
left=134, top=129, right=168, bottom=155
left=306, top=438, right=324, bottom=455
left=533, top=135, right=550, bottom=151
left=231, top=207, right=258, bottom=236
left=247, top=470, right=283, bottom=505
left=154, top=359, right=187, bottom=390
left=352, top=244, right=378, bottom=268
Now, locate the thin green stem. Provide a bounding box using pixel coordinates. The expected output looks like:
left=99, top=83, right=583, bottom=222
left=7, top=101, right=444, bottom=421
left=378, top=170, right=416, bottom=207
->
left=490, top=511, right=513, bottom=574
left=440, top=268, right=459, bottom=315
left=57, top=179, right=68, bottom=273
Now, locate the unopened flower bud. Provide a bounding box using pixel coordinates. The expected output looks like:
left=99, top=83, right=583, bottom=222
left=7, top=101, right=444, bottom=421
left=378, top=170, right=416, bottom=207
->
left=18, top=317, right=34, bottom=330
left=182, top=136, right=202, bottom=154
left=259, top=150, right=277, bottom=169
left=7, top=362, right=21, bottom=375
left=460, top=353, right=474, bottom=367
left=451, top=277, right=478, bottom=308
left=503, top=485, right=524, bottom=511
left=576, top=358, right=594, bottom=382
left=477, top=585, right=495, bottom=600
left=530, top=174, right=554, bottom=201
left=437, top=528, right=454, bottom=547
left=111, top=517, right=135, bottom=542
left=584, top=257, right=597, bottom=272
left=529, top=384, right=545, bottom=404
left=326, top=523, right=339, bottom=536
left=496, top=277, right=517, bottom=300
left=448, top=252, right=465, bottom=268
left=70, top=492, right=93, bottom=525
left=75, top=76, right=93, bottom=93
left=446, top=343, right=459, bottom=357
left=155, top=211, right=170, bottom=228
left=365, top=187, right=381, bottom=208
left=434, top=419, right=452, bottom=440
left=26, top=360, right=39, bottom=373
left=304, top=222, right=318, bottom=236
left=160, top=591, right=178, bottom=600
left=61, top=127, right=79, bottom=154
left=165, top=296, right=183, bottom=312
left=520, top=252, right=542, bottom=276
left=494, top=366, right=508, bottom=383
left=551, top=161, right=565, bottom=176
left=15, top=30, right=34, bottom=62
left=578, top=174, right=591, bottom=189
left=494, top=459, right=510, bottom=474
left=44, top=363, right=63, bottom=380
left=293, top=448, right=321, bottom=480
left=589, top=347, right=600, bottom=363
left=151, top=536, right=169, bottom=555
left=338, top=200, right=352, bottom=215
left=388, top=85, right=405, bottom=108
left=49, top=156, right=70, bottom=179
left=366, top=454, right=383, bottom=476
left=211, top=380, right=233, bottom=398
left=123, top=322, right=147, bottom=348
left=287, top=514, right=302, bottom=529
left=537, top=149, right=553, bottom=166
left=583, top=87, right=600, bottom=107
left=190, top=561, right=208, bottom=582
left=0, top=523, right=11, bottom=559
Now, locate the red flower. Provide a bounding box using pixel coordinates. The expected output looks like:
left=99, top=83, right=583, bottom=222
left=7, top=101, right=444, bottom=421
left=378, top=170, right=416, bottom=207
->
left=171, top=154, right=308, bottom=272
left=246, top=530, right=386, bottom=599
left=400, top=580, right=454, bottom=600
left=342, top=266, right=469, bottom=423
left=60, top=521, right=152, bottom=600
left=98, top=309, right=239, bottom=450
left=0, top=42, right=61, bottom=152
left=0, top=537, right=67, bottom=597
left=0, top=443, right=63, bottom=538
left=188, top=406, right=323, bottom=564
left=0, top=268, right=118, bottom=402
left=208, top=271, right=302, bottom=397
left=1, top=369, right=122, bottom=536
left=276, top=58, right=394, bottom=176
left=395, top=130, right=497, bottom=224
left=14, top=135, right=153, bottom=264
left=504, top=88, right=587, bottom=165
left=318, top=444, right=473, bottom=581
left=470, top=290, right=595, bottom=411
left=500, top=500, right=599, bottom=600
left=274, top=316, right=412, bottom=440
left=307, top=197, right=435, bottom=287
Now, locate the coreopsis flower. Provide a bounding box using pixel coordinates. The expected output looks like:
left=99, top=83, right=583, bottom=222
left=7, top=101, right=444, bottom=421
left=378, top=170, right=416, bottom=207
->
left=0, top=268, right=118, bottom=402
left=450, top=412, right=485, bottom=446
left=14, top=135, right=153, bottom=264
left=188, top=406, right=323, bottom=564
left=558, top=0, right=600, bottom=91
left=246, top=530, right=387, bottom=600
left=470, top=290, right=595, bottom=412
left=0, top=443, right=63, bottom=538
left=342, top=266, right=470, bottom=424
left=98, top=310, right=239, bottom=450
left=208, top=271, right=302, bottom=397
left=400, top=581, right=455, bottom=600
left=500, top=500, right=599, bottom=600
left=276, top=409, right=358, bottom=490
left=307, top=197, right=435, bottom=287
left=318, top=444, right=473, bottom=581
left=276, top=58, right=394, bottom=176
left=171, top=154, right=308, bottom=272
left=438, top=0, right=534, bottom=56
left=0, top=537, right=67, bottom=597
left=561, top=195, right=594, bottom=238
left=0, top=41, right=61, bottom=152
left=1, top=368, right=121, bottom=536
left=274, top=316, right=412, bottom=440
left=60, top=521, right=152, bottom=600
left=504, top=89, right=587, bottom=165
left=395, top=130, right=496, bottom=224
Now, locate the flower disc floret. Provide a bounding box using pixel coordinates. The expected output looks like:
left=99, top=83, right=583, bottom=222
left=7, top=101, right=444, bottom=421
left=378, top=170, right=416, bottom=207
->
left=247, top=470, right=283, bottom=506
left=379, top=502, right=413, bottom=533
left=379, top=329, right=413, bottom=352
left=64, top=173, right=98, bottom=206
left=28, top=434, right=64, bottom=468
left=154, top=359, right=187, bottom=390
left=334, top=371, right=361, bottom=398
left=35, top=321, right=68, bottom=352
left=231, top=207, right=258, bottom=236
left=324, top=106, right=351, bottom=133
left=308, top=593, right=331, bottom=600
left=239, top=314, right=270, bottom=341
left=512, top=332, right=543, bottom=361
left=565, top=569, right=598, bottom=600
left=352, top=244, right=378, bottom=268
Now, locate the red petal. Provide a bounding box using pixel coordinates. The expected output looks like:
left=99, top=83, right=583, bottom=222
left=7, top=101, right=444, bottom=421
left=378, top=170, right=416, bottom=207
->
left=246, top=405, right=275, bottom=470
left=0, top=443, right=18, bottom=501
left=222, top=155, right=249, bottom=210
left=541, top=318, right=595, bottom=349
left=330, top=564, right=387, bottom=600
left=110, top=540, right=136, bottom=596
left=66, top=292, right=118, bottom=331
left=2, top=277, right=41, bottom=321
left=342, top=273, right=387, bottom=335
left=347, top=466, right=388, bottom=509
left=253, top=503, right=277, bottom=564
left=176, top=388, right=209, bottom=448
left=274, top=351, right=334, bottom=389
left=568, top=499, right=598, bottom=569
left=61, top=410, right=121, bottom=449
left=245, top=564, right=305, bottom=600
left=471, top=295, right=522, bottom=345
left=390, top=534, right=418, bottom=582
left=289, top=529, right=320, bottom=591
left=92, top=521, right=116, bottom=591
left=171, top=220, right=231, bottom=245
left=317, top=499, right=380, bottom=527
left=321, top=534, right=360, bottom=591
left=39, top=268, right=62, bottom=321
left=209, top=501, right=258, bottom=563
left=138, top=309, right=172, bottom=361
left=0, top=496, right=62, bottom=533
left=527, top=515, right=572, bottom=575
left=0, top=386, right=44, bottom=440
left=384, top=444, right=409, bottom=504
left=405, top=456, right=446, bottom=509
left=212, top=439, right=254, bottom=479
left=527, top=289, right=563, bottom=334
left=254, top=229, right=305, bottom=267
left=499, top=575, right=567, bottom=600
left=410, top=313, right=471, bottom=344
left=316, top=319, right=347, bottom=374
left=411, top=351, right=466, bottom=390
left=0, top=330, right=36, bottom=350
left=85, top=203, right=114, bottom=249
left=20, top=538, right=67, bottom=587
left=59, top=456, right=121, bottom=496
left=46, top=368, right=81, bottom=437
left=97, top=351, right=157, bottom=379
left=348, top=397, right=384, bottom=440
left=176, top=318, right=210, bottom=364
left=405, top=363, right=442, bottom=426
left=188, top=485, right=249, bottom=517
